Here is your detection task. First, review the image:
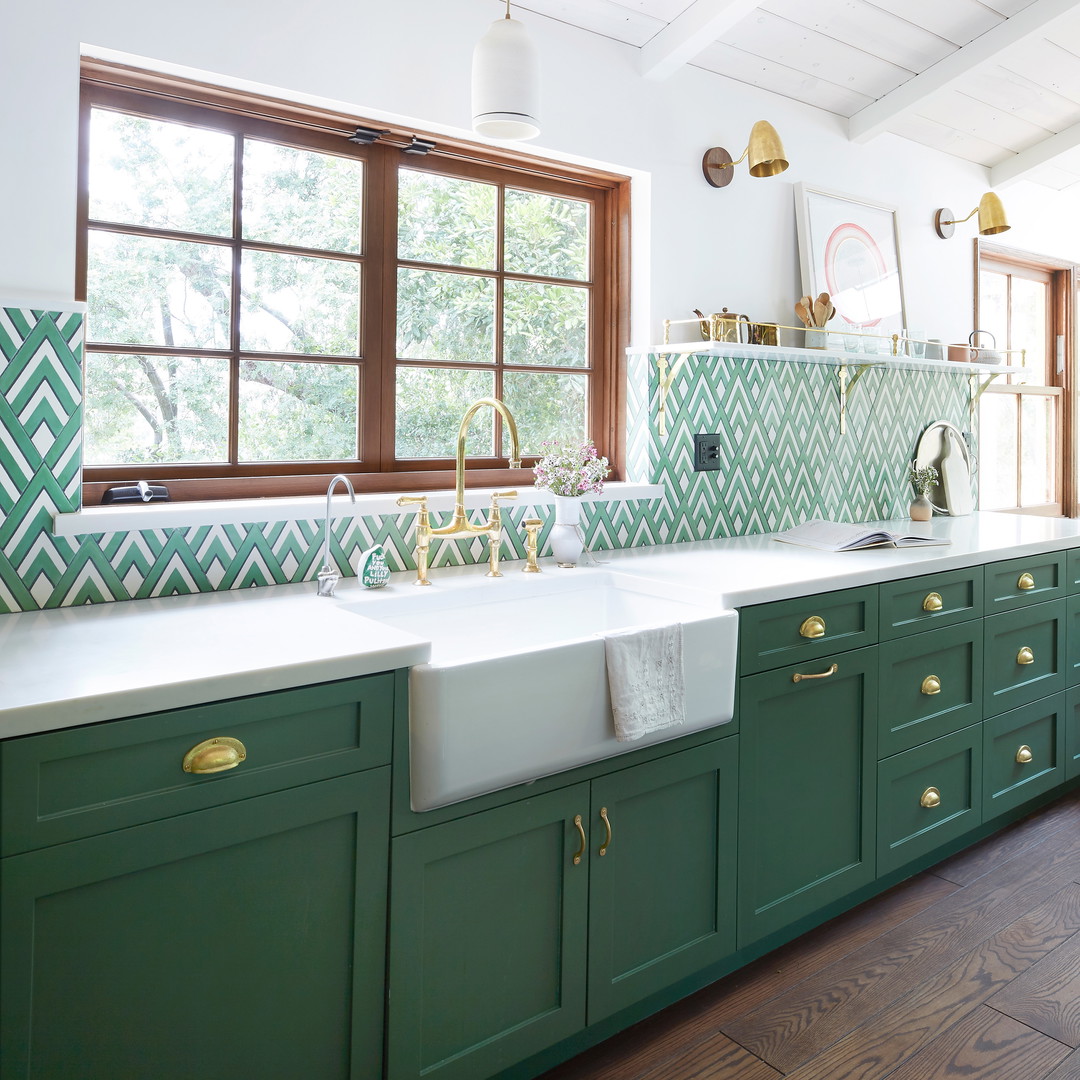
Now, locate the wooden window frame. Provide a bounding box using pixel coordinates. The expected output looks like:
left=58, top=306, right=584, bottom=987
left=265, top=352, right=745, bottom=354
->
left=77, top=62, right=630, bottom=503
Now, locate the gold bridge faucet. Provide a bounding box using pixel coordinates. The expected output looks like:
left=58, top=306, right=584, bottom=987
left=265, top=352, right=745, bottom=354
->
left=397, top=398, right=522, bottom=586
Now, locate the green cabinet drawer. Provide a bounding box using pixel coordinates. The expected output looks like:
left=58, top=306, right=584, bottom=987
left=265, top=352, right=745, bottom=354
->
left=984, top=551, right=1065, bottom=613
left=879, top=566, right=983, bottom=640
left=1067, top=687, right=1080, bottom=781
left=1067, top=594, right=1080, bottom=687
left=984, top=694, right=1066, bottom=818
left=0, top=674, right=395, bottom=856
left=878, top=621, right=983, bottom=757
left=739, top=585, right=878, bottom=676
left=1068, top=548, right=1080, bottom=593
left=877, top=725, right=982, bottom=876
left=984, top=600, right=1066, bottom=718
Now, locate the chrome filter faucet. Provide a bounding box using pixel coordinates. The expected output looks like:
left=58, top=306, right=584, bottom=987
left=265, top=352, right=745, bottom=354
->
left=317, top=474, right=356, bottom=596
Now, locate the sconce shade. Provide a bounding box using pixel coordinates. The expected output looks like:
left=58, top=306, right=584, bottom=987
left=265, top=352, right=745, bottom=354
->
left=746, top=120, right=789, bottom=178
left=977, top=191, right=1009, bottom=235
left=471, top=13, right=541, bottom=141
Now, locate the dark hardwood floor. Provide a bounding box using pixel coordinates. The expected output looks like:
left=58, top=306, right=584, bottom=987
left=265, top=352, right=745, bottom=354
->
left=541, top=789, right=1080, bottom=1080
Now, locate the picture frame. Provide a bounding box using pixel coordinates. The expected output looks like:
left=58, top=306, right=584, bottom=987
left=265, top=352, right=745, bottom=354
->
left=794, top=182, right=907, bottom=342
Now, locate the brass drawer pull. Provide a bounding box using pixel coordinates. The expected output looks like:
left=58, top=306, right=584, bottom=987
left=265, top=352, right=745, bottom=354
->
left=793, top=663, right=838, bottom=683
left=1017, top=646, right=1034, bottom=665
left=182, top=737, right=247, bottom=775
left=599, top=807, right=612, bottom=856
left=1016, top=745, right=1033, bottom=764
left=921, top=675, right=942, bottom=696
left=572, top=814, right=586, bottom=865
left=799, top=615, right=826, bottom=639
left=922, top=592, right=943, bottom=612
left=1017, top=572, right=1035, bottom=590
left=920, top=786, right=941, bottom=809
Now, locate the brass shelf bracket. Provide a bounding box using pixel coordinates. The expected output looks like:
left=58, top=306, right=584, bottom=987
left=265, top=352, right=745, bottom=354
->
left=838, top=363, right=873, bottom=435
left=969, top=371, right=1002, bottom=419
left=656, top=351, right=693, bottom=437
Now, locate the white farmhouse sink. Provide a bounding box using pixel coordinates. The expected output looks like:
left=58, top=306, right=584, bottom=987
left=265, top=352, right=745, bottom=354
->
left=342, top=570, right=737, bottom=811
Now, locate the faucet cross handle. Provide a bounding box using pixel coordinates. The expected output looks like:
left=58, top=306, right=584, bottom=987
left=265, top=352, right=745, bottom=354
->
left=396, top=495, right=433, bottom=587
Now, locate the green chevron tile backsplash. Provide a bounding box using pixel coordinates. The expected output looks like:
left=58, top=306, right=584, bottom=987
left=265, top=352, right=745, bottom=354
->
left=1, top=307, right=974, bottom=611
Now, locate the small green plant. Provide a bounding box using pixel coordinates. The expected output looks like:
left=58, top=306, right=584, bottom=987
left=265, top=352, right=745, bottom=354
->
left=908, top=463, right=939, bottom=498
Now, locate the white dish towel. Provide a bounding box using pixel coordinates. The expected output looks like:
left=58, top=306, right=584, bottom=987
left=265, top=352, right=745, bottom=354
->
left=604, top=623, right=686, bottom=743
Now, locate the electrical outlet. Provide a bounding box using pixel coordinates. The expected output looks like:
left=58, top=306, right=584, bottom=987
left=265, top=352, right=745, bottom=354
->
left=693, top=433, right=724, bottom=472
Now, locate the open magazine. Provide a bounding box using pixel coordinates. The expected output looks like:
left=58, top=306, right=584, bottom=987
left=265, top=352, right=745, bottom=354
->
left=774, top=519, right=951, bottom=552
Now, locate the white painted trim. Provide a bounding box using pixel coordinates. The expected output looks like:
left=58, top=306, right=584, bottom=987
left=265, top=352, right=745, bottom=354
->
left=991, top=118, right=1080, bottom=187
left=52, top=482, right=665, bottom=537
left=639, top=0, right=763, bottom=82
left=1, top=297, right=87, bottom=313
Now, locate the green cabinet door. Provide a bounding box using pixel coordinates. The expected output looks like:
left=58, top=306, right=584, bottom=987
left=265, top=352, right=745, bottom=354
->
left=984, top=694, right=1066, bottom=818
left=738, top=647, right=878, bottom=948
left=1068, top=687, right=1080, bottom=780
left=984, top=599, right=1066, bottom=718
left=587, top=738, right=738, bottom=1024
left=386, top=784, right=590, bottom=1080
left=0, top=770, right=390, bottom=1080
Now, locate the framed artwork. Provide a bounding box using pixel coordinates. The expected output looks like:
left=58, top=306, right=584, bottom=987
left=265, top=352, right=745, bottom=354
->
left=794, top=182, right=907, bottom=339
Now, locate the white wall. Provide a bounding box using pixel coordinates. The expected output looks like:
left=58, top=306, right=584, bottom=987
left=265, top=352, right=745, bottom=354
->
left=3, top=0, right=1079, bottom=346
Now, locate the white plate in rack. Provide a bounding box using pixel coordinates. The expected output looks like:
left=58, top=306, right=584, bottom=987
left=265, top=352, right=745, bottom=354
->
left=914, top=421, right=973, bottom=514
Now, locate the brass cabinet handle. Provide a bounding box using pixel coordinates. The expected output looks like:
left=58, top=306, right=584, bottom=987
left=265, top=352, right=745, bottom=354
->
left=1016, top=745, right=1034, bottom=764
left=599, top=807, right=612, bottom=857
left=922, top=592, right=943, bottom=612
left=921, top=675, right=942, bottom=696
left=1017, top=646, right=1035, bottom=665
left=792, top=663, right=839, bottom=683
left=572, top=814, right=586, bottom=865
left=182, top=737, right=247, bottom=775
left=920, top=786, right=942, bottom=809
left=1017, top=572, right=1035, bottom=590
left=799, top=615, right=826, bottom=639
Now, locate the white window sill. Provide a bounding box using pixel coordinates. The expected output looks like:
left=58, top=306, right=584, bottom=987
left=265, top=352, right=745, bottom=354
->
left=52, top=482, right=664, bottom=537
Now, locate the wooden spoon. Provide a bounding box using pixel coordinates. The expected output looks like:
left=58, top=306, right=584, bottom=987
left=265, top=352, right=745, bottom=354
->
left=795, top=297, right=812, bottom=327
left=813, top=293, right=830, bottom=328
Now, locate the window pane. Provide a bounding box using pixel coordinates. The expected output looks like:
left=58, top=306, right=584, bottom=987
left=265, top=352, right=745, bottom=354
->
left=504, top=190, right=589, bottom=281
left=979, top=393, right=1018, bottom=510
left=88, top=109, right=233, bottom=236
left=503, top=371, right=587, bottom=455
left=398, top=171, right=496, bottom=269
left=83, top=354, right=229, bottom=464
left=87, top=233, right=231, bottom=348
left=397, top=269, right=495, bottom=362
left=395, top=367, right=495, bottom=458
left=1020, top=395, right=1055, bottom=506
left=504, top=281, right=588, bottom=367
left=242, top=140, right=363, bottom=254
left=238, top=360, right=358, bottom=461
left=1011, top=276, right=1048, bottom=385
left=240, top=251, right=360, bottom=355
left=979, top=270, right=1008, bottom=355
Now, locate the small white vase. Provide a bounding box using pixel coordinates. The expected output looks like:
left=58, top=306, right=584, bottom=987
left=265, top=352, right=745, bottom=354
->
left=551, top=495, right=585, bottom=568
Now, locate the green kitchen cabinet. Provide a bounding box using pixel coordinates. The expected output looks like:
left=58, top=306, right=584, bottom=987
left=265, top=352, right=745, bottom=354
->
left=1069, top=687, right=1080, bottom=780
left=386, top=738, right=739, bottom=1080
left=1067, top=594, right=1080, bottom=687
left=984, top=551, right=1065, bottom=613
left=878, top=566, right=983, bottom=641
left=738, top=646, right=878, bottom=948
left=984, top=599, right=1066, bottom=718
left=0, top=770, right=391, bottom=1080
left=984, top=694, right=1066, bottom=817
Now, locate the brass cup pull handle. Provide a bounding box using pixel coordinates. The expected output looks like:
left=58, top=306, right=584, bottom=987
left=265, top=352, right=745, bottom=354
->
left=792, top=663, right=839, bottom=683
left=1018, top=572, right=1035, bottom=590
left=599, top=807, right=612, bottom=857
left=921, top=675, right=942, bottom=696
left=1017, top=646, right=1035, bottom=665
left=572, top=814, right=586, bottom=866
left=1016, top=745, right=1034, bottom=764
left=183, top=737, right=247, bottom=775
left=799, top=615, right=826, bottom=639
left=920, top=786, right=942, bottom=809
left=922, top=592, right=943, bottom=612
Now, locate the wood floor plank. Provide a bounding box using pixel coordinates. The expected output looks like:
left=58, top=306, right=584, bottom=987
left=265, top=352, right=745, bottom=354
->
left=879, top=1006, right=1071, bottom=1080
left=721, top=828, right=1080, bottom=1072
left=635, top=1031, right=781, bottom=1080
left=989, top=926, right=1080, bottom=1046
left=778, top=883, right=1080, bottom=1080
left=1042, top=1045, right=1080, bottom=1080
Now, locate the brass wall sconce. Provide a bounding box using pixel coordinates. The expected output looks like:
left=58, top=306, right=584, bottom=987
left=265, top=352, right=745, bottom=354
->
left=934, top=192, right=1010, bottom=239
left=702, top=121, right=789, bottom=188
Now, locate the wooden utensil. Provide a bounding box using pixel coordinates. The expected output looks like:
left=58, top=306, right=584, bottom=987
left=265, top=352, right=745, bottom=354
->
left=795, top=297, right=812, bottom=327
left=813, top=293, right=830, bottom=328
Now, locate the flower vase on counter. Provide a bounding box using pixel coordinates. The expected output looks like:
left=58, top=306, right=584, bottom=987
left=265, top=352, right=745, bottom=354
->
left=551, top=496, right=585, bottom=568
left=908, top=463, right=939, bottom=522
left=533, top=439, right=610, bottom=569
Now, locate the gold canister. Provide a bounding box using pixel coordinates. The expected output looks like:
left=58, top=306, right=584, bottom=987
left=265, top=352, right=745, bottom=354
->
left=749, top=322, right=779, bottom=346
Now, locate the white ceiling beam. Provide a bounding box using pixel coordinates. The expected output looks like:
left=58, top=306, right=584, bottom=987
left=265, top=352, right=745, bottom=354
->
left=991, top=119, right=1080, bottom=186
left=639, top=0, right=762, bottom=82
left=848, top=0, right=1080, bottom=143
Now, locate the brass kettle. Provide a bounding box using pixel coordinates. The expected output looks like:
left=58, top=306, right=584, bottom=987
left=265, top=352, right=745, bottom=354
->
left=693, top=307, right=751, bottom=343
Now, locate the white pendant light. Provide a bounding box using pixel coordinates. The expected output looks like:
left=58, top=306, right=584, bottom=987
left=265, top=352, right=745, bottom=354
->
left=471, top=0, right=541, bottom=141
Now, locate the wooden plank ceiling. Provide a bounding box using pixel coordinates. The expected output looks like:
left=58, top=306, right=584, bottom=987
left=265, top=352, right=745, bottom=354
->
left=515, top=0, right=1080, bottom=189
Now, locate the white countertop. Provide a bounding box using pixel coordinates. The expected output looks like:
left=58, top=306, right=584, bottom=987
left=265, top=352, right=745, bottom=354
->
left=2, top=510, right=1079, bottom=740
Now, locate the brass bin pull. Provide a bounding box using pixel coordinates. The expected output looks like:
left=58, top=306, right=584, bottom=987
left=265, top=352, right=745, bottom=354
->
left=1017, top=572, right=1036, bottom=590
left=922, top=592, right=944, bottom=612
left=921, top=675, right=942, bottom=696
left=1017, top=646, right=1035, bottom=665
left=799, top=615, right=826, bottom=639
left=183, top=737, right=247, bottom=775
left=920, top=786, right=942, bottom=809
left=793, top=663, right=839, bottom=683
left=572, top=814, right=586, bottom=865
left=599, top=807, right=612, bottom=856
left=1016, top=745, right=1034, bottom=764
